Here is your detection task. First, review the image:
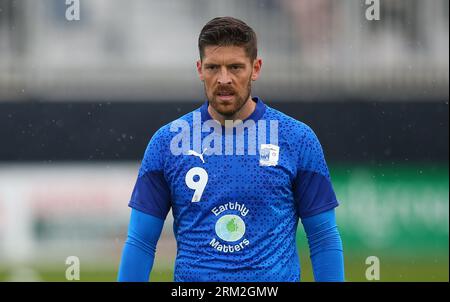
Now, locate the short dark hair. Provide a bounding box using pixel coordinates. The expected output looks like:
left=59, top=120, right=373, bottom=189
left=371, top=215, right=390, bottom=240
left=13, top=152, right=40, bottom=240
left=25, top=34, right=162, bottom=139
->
left=198, top=17, right=257, bottom=61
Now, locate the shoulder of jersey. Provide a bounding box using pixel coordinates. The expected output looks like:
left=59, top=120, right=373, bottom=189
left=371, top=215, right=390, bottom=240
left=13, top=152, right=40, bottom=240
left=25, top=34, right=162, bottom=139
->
left=264, top=105, right=315, bottom=138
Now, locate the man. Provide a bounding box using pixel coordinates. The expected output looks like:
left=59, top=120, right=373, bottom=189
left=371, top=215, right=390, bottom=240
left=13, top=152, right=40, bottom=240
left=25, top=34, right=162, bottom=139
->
left=118, top=17, right=344, bottom=282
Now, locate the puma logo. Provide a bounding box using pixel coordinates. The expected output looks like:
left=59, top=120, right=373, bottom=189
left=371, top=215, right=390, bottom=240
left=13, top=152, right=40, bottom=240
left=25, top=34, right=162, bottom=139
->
left=187, top=148, right=208, bottom=164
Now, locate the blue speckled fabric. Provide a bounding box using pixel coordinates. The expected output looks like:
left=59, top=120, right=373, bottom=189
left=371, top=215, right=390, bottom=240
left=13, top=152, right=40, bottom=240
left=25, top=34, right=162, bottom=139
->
left=128, top=97, right=339, bottom=281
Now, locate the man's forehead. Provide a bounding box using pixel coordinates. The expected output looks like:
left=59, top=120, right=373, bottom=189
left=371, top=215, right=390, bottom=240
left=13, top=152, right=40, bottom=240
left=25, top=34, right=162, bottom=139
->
left=202, top=45, right=250, bottom=63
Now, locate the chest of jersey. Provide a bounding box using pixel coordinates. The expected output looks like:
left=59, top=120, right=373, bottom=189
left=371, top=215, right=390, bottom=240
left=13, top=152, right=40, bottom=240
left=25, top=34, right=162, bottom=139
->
left=164, top=138, right=299, bottom=229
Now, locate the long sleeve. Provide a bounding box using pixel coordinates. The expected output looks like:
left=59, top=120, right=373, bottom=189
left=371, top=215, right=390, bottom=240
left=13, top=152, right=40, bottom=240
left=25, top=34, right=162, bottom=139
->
left=301, top=209, right=345, bottom=282
left=117, top=208, right=165, bottom=282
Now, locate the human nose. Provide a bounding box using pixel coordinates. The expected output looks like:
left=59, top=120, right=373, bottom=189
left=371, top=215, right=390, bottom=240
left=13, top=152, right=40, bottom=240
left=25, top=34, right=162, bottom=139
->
left=217, top=67, right=232, bottom=85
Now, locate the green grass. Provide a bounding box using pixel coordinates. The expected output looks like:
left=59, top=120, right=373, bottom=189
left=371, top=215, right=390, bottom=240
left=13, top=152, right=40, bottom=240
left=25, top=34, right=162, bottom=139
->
left=1, top=255, right=447, bottom=282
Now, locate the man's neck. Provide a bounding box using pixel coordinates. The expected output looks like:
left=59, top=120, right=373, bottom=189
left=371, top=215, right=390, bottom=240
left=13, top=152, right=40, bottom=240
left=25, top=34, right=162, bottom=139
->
left=208, top=97, right=256, bottom=125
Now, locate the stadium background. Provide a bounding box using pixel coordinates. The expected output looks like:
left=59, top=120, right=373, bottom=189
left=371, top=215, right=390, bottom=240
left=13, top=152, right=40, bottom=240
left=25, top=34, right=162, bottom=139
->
left=0, top=0, right=448, bottom=281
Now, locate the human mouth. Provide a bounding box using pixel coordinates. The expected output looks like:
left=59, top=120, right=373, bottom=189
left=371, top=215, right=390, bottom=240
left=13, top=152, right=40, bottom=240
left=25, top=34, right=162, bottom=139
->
left=216, top=90, right=235, bottom=102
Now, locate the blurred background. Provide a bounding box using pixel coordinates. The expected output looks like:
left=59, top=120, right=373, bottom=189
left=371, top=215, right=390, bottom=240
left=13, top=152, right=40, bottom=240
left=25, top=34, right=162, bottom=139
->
left=0, top=0, right=448, bottom=281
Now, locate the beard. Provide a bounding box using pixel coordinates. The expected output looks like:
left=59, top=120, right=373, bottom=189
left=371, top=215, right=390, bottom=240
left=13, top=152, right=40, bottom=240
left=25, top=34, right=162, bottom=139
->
left=204, top=75, right=252, bottom=118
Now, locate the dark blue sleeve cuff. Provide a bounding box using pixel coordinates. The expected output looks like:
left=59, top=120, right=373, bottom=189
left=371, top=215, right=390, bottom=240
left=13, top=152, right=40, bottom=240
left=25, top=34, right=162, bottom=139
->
left=129, top=170, right=171, bottom=220
left=294, top=170, right=339, bottom=218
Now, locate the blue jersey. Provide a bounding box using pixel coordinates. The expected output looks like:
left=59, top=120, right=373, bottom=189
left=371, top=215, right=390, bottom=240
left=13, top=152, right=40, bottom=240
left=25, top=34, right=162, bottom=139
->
left=129, top=97, right=339, bottom=282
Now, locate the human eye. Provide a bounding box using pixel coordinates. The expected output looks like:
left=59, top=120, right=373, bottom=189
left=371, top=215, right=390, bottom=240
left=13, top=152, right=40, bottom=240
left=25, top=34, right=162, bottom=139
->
left=205, top=65, right=219, bottom=71
left=229, top=64, right=244, bottom=72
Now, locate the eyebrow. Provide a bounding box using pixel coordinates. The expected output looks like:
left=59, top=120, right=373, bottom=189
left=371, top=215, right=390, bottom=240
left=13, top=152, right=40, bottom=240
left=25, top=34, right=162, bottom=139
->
left=203, top=63, right=219, bottom=68
left=203, top=63, right=246, bottom=68
left=228, top=63, right=246, bottom=67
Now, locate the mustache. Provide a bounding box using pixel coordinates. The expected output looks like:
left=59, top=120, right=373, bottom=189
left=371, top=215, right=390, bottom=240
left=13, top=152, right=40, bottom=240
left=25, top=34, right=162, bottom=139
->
left=215, top=86, right=236, bottom=94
